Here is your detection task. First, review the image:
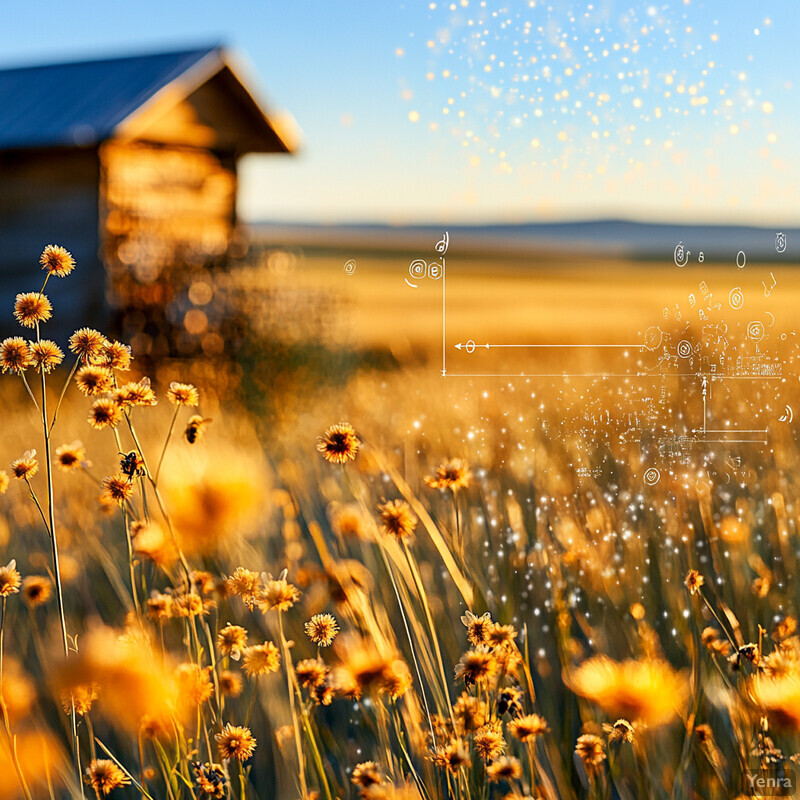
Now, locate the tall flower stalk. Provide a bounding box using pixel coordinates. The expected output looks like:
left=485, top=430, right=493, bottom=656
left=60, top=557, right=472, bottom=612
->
left=18, top=248, right=86, bottom=796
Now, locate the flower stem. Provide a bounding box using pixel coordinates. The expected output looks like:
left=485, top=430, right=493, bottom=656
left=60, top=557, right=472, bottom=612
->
left=18, top=371, right=40, bottom=412
left=123, top=412, right=193, bottom=586
left=40, top=368, right=84, bottom=797
left=239, top=761, right=247, bottom=800
left=154, top=405, right=180, bottom=485
left=278, top=614, right=308, bottom=799
left=48, top=356, right=81, bottom=433
left=123, top=506, right=143, bottom=622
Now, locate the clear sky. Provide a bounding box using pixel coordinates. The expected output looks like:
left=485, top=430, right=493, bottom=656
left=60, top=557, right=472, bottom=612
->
left=0, top=1, right=797, bottom=225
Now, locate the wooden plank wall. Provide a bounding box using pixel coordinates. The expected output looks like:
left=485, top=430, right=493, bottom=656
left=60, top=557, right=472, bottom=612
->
left=99, top=140, right=236, bottom=357
left=0, top=148, right=103, bottom=340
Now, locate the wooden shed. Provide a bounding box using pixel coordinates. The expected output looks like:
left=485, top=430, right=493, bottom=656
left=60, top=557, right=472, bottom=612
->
left=0, top=45, right=295, bottom=351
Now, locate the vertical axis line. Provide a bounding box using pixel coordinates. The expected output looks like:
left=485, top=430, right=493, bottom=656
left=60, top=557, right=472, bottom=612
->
left=442, top=257, right=446, bottom=376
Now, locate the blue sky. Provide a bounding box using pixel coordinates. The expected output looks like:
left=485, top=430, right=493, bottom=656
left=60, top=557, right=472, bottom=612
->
left=0, top=1, right=797, bottom=224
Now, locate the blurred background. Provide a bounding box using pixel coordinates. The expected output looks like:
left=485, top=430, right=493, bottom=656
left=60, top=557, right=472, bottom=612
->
left=0, top=0, right=797, bottom=400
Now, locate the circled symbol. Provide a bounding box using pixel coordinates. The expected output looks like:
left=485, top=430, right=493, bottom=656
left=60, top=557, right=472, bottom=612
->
left=728, top=287, right=743, bottom=309
left=747, top=321, right=765, bottom=342
left=409, top=259, right=427, bottom=280
left=673, top=242, right=689, bottom=267
left=644, top=468, right=661, bottom=486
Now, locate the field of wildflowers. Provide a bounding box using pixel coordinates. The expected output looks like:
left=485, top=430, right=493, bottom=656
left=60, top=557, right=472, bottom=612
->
left=0, top=245, right=799, bottom=800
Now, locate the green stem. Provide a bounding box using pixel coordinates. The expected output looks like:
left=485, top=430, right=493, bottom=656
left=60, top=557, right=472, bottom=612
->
left=239, top=761, right=247, bottom=800
left=298, top=706, right=334, bottom=800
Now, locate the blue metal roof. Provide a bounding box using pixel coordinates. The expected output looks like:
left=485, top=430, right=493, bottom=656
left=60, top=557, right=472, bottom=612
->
left=0, top=46, right=220, bottom=150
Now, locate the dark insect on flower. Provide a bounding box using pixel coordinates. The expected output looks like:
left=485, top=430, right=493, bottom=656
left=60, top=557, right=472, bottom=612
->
left=184, top=415, right=213, bottom=444
left=497, top=686, right=524, bottom=718
left=311, top=677, right=335, bottom=706
left=738, top=643, right=760, bottom=665
left=119, top=451, right=146, bottom=481
left=192, top=761, right=228, bottom=799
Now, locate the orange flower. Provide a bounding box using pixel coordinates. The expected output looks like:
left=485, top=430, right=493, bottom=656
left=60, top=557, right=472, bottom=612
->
left=30, top=340, right=63, bottom=372
left=85, top=759, right=130, bottom=795
left=21, top=575, right=52, bottom=607
left=68, top=328, right=105, bottom=362
left=166, top=382, right=199, bottom=406
left=75, top=366, right=113, bottom=396
left=100, top=474, right=134, bottom=505
left=260, top=570, right=300, bottom=612
left=317, top=423, right=361, bottom=464
left=55, top=441, right=87, bottom=472
left=575, top=735, right=606, bottom=772
left=379, top=499, right=417, bottom=540
left=0, top=337, right=32, bottom=373
left=216, top=723, right=256, bottom=762
left=486, top=755, right=522, bottom=783
left=11, top=450, right=38, bottom=480
left=685, top=570, right=704, bottom=595
left=242, top=642, right=281, bottom=676
left=0, top=560, right=22, bottom=597
left=89, top=398, right=122, bottom=429
left=424, top=458, right=471, bottom=491
left=101, top=340, right=132, bottom=371
left=14, top=292, right=52, bottom=327
left=566, top=656, right=689, bottom=727
left=40, top=244, right=75, bottom=277
left=304, top=613, right=339, bottom=646
left=218, top=624, right=248, bottom=660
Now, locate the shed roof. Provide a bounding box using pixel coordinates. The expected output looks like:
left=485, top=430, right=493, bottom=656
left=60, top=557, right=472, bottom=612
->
left=0, top=45, right=296, bottom=153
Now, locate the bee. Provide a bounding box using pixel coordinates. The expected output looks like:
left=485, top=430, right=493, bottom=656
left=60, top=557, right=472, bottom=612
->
left=119, top=450, right=146, bottom=481
left=184, top=415, right=212, bottom=444
left=192, top=761, right=227, bottom=798
left=497, top=686, right=524, bottom=718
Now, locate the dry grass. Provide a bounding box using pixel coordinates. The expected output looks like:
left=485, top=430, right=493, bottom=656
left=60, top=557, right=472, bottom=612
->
left=0, top=244, right=799, bottom=799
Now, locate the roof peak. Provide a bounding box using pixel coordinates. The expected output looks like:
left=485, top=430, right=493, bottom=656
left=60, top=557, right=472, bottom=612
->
left=0, top=44, right=296, bottom=153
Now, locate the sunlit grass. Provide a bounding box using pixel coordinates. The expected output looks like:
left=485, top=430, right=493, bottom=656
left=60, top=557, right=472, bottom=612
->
left=0, top=245, right=799, bottom=799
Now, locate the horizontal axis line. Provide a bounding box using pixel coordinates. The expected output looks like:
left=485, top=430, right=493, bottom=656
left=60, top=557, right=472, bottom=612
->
left=443, top=372, right=783, bottom=379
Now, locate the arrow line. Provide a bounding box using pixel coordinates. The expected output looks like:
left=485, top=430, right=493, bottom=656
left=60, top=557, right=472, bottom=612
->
left=444, top=372, right=649, bottom=378
left=702, top=394, right=707, bottom=435
left=444, top=372, right=782, bottom=379
left=693, top=429, right=768, bottom=434
left=455, top=342, right=640, bottom=349
left=699, top=439, right=769, bottom=444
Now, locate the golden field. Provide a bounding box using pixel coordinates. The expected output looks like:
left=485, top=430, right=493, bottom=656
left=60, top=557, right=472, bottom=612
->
left=0, top=243, right=799, bottom=800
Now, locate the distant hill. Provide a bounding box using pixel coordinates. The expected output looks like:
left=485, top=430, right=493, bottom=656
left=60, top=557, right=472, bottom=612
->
left=248, top=219, right=797, bottom=262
